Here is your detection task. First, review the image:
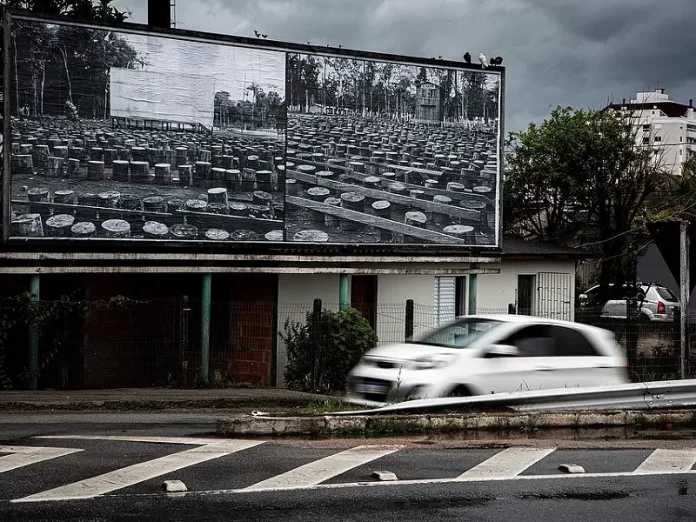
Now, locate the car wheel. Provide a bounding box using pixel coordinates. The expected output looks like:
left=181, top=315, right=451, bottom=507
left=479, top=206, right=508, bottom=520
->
left=447, top=385, right=472, bottom=397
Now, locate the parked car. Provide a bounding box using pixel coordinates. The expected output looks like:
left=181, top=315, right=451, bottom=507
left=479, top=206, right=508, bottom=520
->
left=578, top=283, right=680, bottom=323
left=345, top=315, right=628, bottom=406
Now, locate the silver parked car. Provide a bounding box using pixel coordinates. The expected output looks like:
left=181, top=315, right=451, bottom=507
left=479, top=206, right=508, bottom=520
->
left=578, top=283, right=680, bottom=323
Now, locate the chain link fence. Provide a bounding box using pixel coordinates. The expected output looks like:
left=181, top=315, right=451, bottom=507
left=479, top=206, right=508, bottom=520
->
left=0, top=294, right=692, bottom=390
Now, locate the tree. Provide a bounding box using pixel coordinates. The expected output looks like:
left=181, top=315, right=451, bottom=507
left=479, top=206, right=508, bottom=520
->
left=4, top=0, right=135, bottom=118
left=505, top=106, right=672, bottom=304
left=0, top=0, right=127, bottom=22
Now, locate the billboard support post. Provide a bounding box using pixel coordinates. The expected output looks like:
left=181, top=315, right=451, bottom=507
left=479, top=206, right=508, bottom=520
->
left=28, top=274, right=40, bottom=390
left=201, top=273, right=212, bottom=383
left=339, top=274, right=349, bottom=311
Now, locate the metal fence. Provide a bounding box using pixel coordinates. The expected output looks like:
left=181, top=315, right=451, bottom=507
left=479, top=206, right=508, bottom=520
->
left=0, top=295, right=692, bottom=390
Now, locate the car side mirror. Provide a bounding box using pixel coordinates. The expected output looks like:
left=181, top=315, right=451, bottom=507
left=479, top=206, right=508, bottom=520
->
left=484, top=344, right=520, bottom=358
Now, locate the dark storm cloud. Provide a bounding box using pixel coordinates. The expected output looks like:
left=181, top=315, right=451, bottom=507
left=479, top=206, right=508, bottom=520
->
left=115, top=0, right=696, bottom=131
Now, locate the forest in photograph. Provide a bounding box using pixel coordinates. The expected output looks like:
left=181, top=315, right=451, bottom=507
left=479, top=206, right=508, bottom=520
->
left=284, top=53, right=501, bottom=247
left=8, top=19, right=288, bottom=244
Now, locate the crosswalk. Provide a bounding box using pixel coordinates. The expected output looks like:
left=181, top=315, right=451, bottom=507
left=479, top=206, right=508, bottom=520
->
left=1, top=435, right=695, bottom=503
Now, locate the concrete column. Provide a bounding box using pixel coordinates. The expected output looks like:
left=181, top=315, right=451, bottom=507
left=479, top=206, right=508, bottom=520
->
left=339, top=274, right=350, bottom=311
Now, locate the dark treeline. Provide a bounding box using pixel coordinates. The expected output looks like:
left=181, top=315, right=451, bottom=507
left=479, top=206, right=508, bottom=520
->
left=11, top=20, right=144, bottom=120
left=286, top=54, right=499, bottom=122
left=213, top=84, right=286, bottom=131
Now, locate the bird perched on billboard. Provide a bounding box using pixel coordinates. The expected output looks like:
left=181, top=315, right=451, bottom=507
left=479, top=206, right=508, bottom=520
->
left=463, top=52, right=472, bottom=64
left=490, top=56, right=504, bottom=66
left=479, top=53, right=488, bottom=68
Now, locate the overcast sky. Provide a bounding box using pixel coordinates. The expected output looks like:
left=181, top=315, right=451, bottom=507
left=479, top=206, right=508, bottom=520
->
left=113, top=0, right=696, bottom=132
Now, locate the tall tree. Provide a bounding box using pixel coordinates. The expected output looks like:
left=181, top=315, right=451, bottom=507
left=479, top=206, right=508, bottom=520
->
left=505, top=106, right=671, bottom=304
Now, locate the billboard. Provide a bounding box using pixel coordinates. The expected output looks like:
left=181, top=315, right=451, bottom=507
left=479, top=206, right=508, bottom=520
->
left=4, top=13, right=503, bottom=251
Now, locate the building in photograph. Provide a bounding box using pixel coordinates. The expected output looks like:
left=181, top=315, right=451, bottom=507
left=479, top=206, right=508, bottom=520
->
left=415, top=81, right=442, bottom=123
left=607, top=89, right=696, bottom=176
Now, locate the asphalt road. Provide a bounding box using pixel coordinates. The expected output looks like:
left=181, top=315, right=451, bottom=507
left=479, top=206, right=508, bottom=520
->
left=1, top=414, right=695, bottom=521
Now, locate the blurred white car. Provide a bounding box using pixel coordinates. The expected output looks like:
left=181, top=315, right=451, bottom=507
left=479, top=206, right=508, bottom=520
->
left=345, top=315, right=628, bottom=406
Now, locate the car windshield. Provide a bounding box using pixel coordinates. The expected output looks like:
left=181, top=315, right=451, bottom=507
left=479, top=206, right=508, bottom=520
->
left=412, top=318, right=504, bottom=349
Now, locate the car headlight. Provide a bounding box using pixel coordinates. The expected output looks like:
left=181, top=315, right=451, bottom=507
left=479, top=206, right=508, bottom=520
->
left=411, top=353, right=457, bottom=370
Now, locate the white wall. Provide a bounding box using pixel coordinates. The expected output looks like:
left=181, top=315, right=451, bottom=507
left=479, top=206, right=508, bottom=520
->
left=275, top=274, right=339, bottom=386
left=477, top=259, right=576, bottom=319
left=377, top=275, right=436, bottom=345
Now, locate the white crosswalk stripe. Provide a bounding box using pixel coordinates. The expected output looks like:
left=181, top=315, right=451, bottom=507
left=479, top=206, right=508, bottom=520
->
left=634, top=449, right=696, bottom=475
left=14, top=440, right=263, bottom=503
left=242, top=445, right=403, bottom=492
left=0, top=446, right=83, bottom=474
left=457, top=447, right=555, bottom=480
left=3, top=437, right=696, bottom=502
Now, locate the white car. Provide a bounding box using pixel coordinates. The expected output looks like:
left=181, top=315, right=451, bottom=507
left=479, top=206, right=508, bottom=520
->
left=345, top=315, right=628, bottom=406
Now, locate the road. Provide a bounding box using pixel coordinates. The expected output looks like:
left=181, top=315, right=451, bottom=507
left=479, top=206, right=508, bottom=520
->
left=1, top=412, right=695, bottom=521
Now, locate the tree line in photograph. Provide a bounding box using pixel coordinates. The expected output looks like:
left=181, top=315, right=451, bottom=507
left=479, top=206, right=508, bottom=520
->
left=10, top=19, right=144, bottom=120
left=213, top=84, right=286, bottom=132
left=286, top=53, right=499, bottom=123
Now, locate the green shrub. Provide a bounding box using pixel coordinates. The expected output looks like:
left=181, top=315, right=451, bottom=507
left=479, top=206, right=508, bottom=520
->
left=281, top=307, right=378, bottom=393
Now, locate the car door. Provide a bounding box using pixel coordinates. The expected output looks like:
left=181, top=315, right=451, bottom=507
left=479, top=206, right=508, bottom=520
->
left=544, top=325, right=621, bottom=387
left=473, top=324, right=556, bottom=394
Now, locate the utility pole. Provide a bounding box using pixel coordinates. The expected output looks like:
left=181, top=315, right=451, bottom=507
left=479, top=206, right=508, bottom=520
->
left=680, top=220, right=690, bottom=379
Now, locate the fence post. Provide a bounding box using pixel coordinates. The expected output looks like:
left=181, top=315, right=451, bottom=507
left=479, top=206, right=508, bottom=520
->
left=405, top=299, right=414, bottom=341
left=28, top=274, right=40, bottom=390
left=311, top=299, right=322, bottom=389
left=180, top=295, right=190, bottom=380
left=200, top=274, right=212, bottom=383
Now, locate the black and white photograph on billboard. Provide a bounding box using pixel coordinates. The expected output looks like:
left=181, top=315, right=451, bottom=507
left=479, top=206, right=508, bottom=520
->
left=8, top=19, right=287, bottom=243
left=285, top=53, right=501, bottom=246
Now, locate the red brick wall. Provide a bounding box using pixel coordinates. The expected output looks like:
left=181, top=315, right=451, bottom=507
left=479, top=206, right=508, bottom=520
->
left=227, top=274, right=277, bottom=386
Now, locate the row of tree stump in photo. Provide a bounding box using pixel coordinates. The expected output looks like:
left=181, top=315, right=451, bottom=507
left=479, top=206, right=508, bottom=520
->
left=281, top=115, right=498, bottom=245
left=11, top=184, right=284, bottom=241
left=10, top=120, right=285, bottom=191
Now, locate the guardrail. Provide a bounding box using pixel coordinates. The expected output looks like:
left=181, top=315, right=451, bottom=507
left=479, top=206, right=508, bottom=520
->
left=338, top=380, right=696, bottom=415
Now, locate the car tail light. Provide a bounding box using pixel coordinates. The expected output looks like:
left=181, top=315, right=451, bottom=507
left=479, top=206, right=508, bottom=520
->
left=657, top=301, right=665, bottom=314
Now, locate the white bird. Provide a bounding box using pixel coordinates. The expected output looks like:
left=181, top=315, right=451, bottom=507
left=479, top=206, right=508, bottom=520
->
left=479, top=53, right=488, bottom=68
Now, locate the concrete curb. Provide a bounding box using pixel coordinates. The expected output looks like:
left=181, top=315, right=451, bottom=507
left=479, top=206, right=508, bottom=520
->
left=216, top=410, right=696, bottom=438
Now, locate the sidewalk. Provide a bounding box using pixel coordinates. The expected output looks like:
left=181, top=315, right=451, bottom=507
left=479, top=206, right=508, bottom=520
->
left=0, top=387, right=328, bottom=411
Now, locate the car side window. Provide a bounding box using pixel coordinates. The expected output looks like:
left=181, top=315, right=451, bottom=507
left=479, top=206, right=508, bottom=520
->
left=545, top=326, right=599, bottom=356
left=500, top=325, right=555, bottom=357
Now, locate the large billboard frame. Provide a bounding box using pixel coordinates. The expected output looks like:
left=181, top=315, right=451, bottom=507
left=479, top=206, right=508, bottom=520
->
left=1, top=8, right=505, bottom=256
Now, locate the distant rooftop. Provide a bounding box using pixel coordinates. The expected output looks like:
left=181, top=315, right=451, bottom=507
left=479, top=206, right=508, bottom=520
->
left=605, top=89, right=695, bottom=118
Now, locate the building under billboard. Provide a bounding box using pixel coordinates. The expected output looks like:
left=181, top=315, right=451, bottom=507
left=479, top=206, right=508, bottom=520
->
left=0, top=10, right=578, bottom=392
